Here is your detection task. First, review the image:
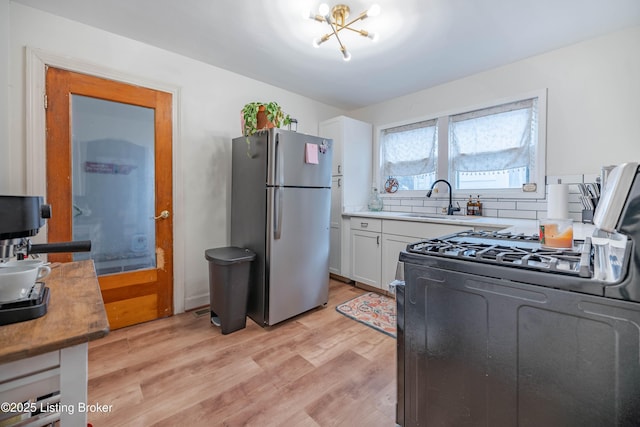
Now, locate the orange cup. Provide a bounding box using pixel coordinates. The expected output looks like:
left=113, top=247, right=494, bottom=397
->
left=539, top=219, right=573, bottom=249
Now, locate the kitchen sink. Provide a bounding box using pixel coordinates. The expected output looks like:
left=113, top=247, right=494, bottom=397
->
left=396, top=213, right=476, bottom=221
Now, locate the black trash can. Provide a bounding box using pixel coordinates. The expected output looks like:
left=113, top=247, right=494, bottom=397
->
left=204, top=246, right=256, bottom=334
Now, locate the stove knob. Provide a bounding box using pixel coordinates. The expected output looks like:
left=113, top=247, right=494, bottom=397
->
left=40, top=204, right=52, bottom=219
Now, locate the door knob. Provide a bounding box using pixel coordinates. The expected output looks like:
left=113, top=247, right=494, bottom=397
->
left=154, top=210, right=170, bottom=220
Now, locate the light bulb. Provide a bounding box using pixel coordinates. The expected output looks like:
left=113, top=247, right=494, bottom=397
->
left=342, top=49, right=352, bottom=62
left=318, top=3, right=330, bottom=16
left=366, top=4, right=381, bottom=17
left=303, top=9, right=315, bottom=20
left=313, top=37, right=322, bottom=48
left=368, top=32, right=379, bottom=42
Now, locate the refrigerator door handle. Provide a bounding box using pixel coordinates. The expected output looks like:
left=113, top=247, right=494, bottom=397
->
left=275, top=133, right=284, bottom=186
left=274, top=187, right=283, bottom=239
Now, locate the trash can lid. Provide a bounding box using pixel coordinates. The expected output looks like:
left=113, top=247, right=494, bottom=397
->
left=205, top=246, right=256, bottom=265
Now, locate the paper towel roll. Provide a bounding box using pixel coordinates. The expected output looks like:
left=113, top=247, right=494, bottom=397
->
left=547, top=184, right=569, bottom=219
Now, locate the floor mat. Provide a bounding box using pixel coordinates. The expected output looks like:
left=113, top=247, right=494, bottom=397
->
left=336, top=292, right=396, bottom=338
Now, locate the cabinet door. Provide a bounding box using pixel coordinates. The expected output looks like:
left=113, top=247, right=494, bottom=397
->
left=329, top=177, right=343, bottom=275
left=329, top=226, right=341, bottom=275
left=351, top=229, right=381, bottom=288
left=319, top=118, right=343, bottom=176
left=381, top=234, right=417, bottom=291
left=331, top=177, right=342, bottom=227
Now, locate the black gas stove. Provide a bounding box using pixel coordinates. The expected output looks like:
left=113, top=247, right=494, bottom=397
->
left=396, top=163, right=640, bottom=427
left=407, top=230, right=592, bottom=278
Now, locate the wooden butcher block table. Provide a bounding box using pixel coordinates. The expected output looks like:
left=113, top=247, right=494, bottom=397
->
left=0, top=260, right=109, bottom=426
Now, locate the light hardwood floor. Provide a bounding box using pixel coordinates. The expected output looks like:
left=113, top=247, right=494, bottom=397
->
left=87, top=279, right=397, bottom=426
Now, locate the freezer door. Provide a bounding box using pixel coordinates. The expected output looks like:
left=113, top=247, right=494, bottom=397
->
left=266, top=129, right=332, bottom=188
left=266, top=186, right=330, bottom=325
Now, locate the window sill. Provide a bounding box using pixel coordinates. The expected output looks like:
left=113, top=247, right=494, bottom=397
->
left=379, top=188, right=545, bottom=200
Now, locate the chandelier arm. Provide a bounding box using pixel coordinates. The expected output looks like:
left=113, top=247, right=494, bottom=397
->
left=320, top=31, right=336, bottom=41
left=326, top=19, right=347, bottom=52
left=342, top=12, right=368, bottom=29
left=341, top=26, right=367, bottom=35
left=333, top=24, right=347, bottom=33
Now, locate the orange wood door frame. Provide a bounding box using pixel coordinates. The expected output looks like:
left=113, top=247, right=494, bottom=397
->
left=45, top=66, right=173, bottom=329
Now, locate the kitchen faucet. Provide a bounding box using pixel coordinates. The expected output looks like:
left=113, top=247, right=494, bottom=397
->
left=426, top=179, right=460, bottom=215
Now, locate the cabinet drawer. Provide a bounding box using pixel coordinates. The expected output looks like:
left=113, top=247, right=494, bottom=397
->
left=350, top=217, right=382, bottom=232
left=383, top=219, right=469, bottom=239
left=0, top=351, right=60, bottom=383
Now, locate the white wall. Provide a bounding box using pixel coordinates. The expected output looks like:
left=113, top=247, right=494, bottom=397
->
left=351, top=25, right=640, bottom=177
left=0, top=0, right=9, bottom=194
left=6, top=3, right=343, bottom=311
left=6, top=3, right=639, bottom=312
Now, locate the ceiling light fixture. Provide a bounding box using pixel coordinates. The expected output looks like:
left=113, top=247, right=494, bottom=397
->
left=305, top=3, right=381, bottom=61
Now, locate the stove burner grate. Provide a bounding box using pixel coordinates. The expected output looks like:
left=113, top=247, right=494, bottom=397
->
left=408, top=236, right=592, bottom=278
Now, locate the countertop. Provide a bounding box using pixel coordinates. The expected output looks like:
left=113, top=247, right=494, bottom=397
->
left=0, top=260, right=110, bottom=364
left=344, top=210, right=595, bottom=240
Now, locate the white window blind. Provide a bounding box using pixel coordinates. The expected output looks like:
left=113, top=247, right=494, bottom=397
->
left=377, top=91, right=545, bottom=196
left=449, top=98, right=537, bottom=189
left=381, top=119, right=437, bottom=178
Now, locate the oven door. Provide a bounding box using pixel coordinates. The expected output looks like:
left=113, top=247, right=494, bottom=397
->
left=395, top=280, right=405, bottom=426
left=400, top=259, right=640, bottom=427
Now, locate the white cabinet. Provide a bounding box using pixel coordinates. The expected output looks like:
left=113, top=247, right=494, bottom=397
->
left=349, top=218, right=471, bottom=292
left=329, top=176, right=342, bottom=275
left=320, top=116, right=372, bottom=278
left=350, top=218, right=381, bottom=287
left=381, top=234, right=416, bottom=292
left=380, top=220, right=470, bottom=291
left=348, top=216, right=509, bottom=292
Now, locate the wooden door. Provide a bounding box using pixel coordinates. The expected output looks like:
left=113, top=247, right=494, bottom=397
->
left=45, top=66, right=173, bottom=329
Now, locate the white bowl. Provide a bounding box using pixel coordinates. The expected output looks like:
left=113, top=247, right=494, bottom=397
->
left=0, top=259, right=45, bottom=268
left=0, top=265, right=51, bottom=301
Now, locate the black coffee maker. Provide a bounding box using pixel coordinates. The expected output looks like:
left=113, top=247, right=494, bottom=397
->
left=0, top=195, right=91, bottom=325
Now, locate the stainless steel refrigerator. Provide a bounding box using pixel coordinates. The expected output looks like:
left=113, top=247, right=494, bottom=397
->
left=231, top=129, right=333, bottom=326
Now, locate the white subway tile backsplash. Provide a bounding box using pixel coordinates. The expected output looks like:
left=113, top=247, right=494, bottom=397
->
left=546, top=174, right=584, bottom=185
left=481, top=208, right=498, bottom=217
left=423, top=200, right=445, bottom=209
left=383, top=198, right=402, bottom=206
left=516, top=201, right=547, bottom=211
left=412, top=206, right=439, bottom=215
left=482, top=201, right=517, bottom=210
left=376, top=171, right=596, bottom=221
left=498, top=209, right=537, bottom=219
left=401, top=199, right=425, bottom=207
left=385, top=205, right=412, bottom=213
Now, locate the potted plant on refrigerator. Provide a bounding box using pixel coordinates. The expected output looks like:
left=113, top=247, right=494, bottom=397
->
left=241, top=101, right=292, bottom=138
left=241, top=102, right=292, bottom=157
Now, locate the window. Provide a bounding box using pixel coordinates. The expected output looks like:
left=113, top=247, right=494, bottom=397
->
left=377, top=91, right=546, bottom=197
left=380, top=119, right=437, bottom=191
left=449, top=98, right=537, bottom=190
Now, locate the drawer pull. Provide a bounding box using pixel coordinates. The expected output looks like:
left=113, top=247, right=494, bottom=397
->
left=361, top=222, right=368, bottom=228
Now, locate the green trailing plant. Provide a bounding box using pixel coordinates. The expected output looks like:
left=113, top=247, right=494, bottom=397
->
left=241, top=102, right=292, bottom=157
left=241, top=101, right=291, bottom=138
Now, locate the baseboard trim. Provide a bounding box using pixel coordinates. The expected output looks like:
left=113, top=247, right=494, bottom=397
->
left=330, top=273, right=353, bottom=284
left=354, top=281, right=393, bottom=298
